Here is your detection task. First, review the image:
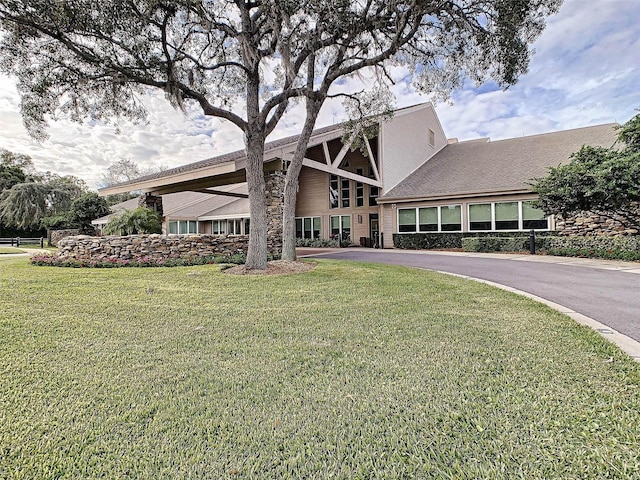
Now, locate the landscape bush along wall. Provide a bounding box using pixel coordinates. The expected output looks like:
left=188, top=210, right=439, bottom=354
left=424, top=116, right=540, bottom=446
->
left=461, top=235, right=640, bottom=260
left=462, top=236, right=554, bottom=253
left=542, top=235, right=640, bottom=261
left=393, top=231, right=558, bottom=250
left=55, top=234, right=252, bottom=262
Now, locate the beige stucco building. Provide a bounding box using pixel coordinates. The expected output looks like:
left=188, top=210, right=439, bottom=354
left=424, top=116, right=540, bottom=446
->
left=97, top=103, right=619, bottom=247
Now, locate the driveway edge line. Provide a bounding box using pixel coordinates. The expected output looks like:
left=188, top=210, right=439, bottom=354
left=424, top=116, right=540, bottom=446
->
left=433, top=269, right=640, bottom=363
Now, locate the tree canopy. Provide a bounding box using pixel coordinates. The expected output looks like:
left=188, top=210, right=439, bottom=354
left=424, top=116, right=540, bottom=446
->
left=1, top=0, right=562, bottom=267
left=532, top=113, right=640, bottom=228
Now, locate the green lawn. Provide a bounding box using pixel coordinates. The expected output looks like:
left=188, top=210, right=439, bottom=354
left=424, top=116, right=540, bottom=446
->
left=1, top=257, right=639, bottom=479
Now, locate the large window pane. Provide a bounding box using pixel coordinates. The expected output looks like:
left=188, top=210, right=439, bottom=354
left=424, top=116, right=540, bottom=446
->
left=441, top=205, right=462, bottom=231
left=469, top=204, right=491, bottom=231
left=398, top=208, right=417, bottom=233
left=341, top=178, right=350, bottom=207
left=313, top=217, right=321, bottom=239
left=341, top=215, right=351, bottom=241
left=295, top=218, right=303, bottom=238
left=523, top=201, right=548, bottom=229
left=495, top=202, right=518, bottom=230
left=179, top=220, right=187, bottom=234
left=169, top=221, right=178, bottom=234
left=329, top=175, right=339, bottom=209
left=188, top=221, right=197, bottom=234
left=418, top=207, right=438, bottom=232
left=304, top=217, right=312, bottom=238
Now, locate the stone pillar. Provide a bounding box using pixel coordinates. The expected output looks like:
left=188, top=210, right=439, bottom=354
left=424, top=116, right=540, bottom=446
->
left=265, top=170, right=285, bottom=254
left=139, top=193, right=163, bottom=217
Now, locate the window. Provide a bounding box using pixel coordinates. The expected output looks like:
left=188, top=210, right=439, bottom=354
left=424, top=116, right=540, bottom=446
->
left=469, top=203, right=492, bottom=231
left=428, top=128, right=435, bottom=147
left=355, top=168, right=364, bottom=207
left=331, top=215, right=351, bottom=242
left=418, top=207, right=438, bottom=232
left=227, top=219, right=242, bottom=235
left=398, top=208, right=417, bottom=232
left=341, top=178, right=350, bottom=207
left=440, top=205, right=461, bottom=231
left=398, top=205, right=461, bottom=233
left=522, top=201, right=548, bottom=229
left=295, top=216, right=321, bottom=239
left=329, top=175, right=339, bottom=209
left=495, top=202, right=519, bottom=230
left=468, top=201, right=549, bottom=231
left=212, top=220, right=226, bottom=235
left=168, top=220, right=198, bottom=234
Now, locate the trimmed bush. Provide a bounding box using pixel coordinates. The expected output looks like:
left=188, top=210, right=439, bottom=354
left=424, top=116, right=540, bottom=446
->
left=30, top=253, right=253, bottom=268
left=541, top=236, right=640, bottom=261
left=393, top=231, right=557, bottom=250
left=296, top=237, right=340, bottom=248
left=462, top=236, right=551, bottom=253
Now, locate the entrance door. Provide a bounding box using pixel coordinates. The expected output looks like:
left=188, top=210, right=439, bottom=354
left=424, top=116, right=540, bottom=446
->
left=369, top=214, right=379, bottom=248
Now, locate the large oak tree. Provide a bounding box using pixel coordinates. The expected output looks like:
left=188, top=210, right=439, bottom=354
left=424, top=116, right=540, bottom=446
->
left=0, top=0, right=562, bottom=268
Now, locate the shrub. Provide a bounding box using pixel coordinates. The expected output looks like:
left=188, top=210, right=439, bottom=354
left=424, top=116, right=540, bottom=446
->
left=296, top=237, right=340, bottom=248
left=542, top=236, right=640, bottom=261
left=30, top=253, right=249, bottom=268
left=393, top=231, right=558, bottom=250
left=104, top=207, right=162, bottom=235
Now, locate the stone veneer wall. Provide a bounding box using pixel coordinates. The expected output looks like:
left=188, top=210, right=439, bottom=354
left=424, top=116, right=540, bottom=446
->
left=56, top=234, right=250, bottom=261
left=265, top=170, right=285, bottom=253
left=556, top=210, right=639, bottom=236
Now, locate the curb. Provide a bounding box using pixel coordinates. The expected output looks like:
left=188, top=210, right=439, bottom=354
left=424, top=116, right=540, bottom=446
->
left=434, top=269, right=640, bottom=362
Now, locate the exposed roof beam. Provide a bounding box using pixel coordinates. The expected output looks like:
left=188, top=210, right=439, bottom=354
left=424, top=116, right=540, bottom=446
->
left=331, top=130, right=358, bottom=168
left=364, top=136, right=380, bottom=181
left=302, top=158, right=382, bottom=187
left=322, top=142, right=331, bottom=165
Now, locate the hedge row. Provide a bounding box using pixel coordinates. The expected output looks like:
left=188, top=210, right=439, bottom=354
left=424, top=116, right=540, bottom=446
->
left=461, top=235, right=640, bottom=261
left=393, top=231, right=558, bottom=250
left=543, top=235, right=640, bottom=261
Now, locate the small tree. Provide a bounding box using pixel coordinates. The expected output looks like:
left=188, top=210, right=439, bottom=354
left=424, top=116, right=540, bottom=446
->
left=104, top=207, right=162, bottom=236
left=532, top=114, right=640, bottom=229
left=44, top=192, right=111, bottom=234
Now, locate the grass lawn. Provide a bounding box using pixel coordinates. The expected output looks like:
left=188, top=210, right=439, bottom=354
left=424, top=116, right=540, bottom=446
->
left=1, top=257, right=639, bottom=479
left=0, top=247, right=26, bottom=254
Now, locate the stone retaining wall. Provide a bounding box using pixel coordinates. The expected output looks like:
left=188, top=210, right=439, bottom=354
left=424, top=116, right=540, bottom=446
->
left=556, top=211, right=639, bottom=236
left=56, top=234, right=250, bottom=261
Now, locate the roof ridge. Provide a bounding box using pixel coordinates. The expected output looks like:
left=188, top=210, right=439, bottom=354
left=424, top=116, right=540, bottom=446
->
left=487, top=122, right=617, bottom=144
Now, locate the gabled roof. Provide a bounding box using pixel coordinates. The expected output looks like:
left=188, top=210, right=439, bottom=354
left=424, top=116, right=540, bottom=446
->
left=380, top=123, right=619, bottom=202
left=98, top=102, right=433, bottom=195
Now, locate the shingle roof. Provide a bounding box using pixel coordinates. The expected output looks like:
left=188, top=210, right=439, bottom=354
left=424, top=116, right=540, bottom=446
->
left=380, top=123, right=619, bottom=201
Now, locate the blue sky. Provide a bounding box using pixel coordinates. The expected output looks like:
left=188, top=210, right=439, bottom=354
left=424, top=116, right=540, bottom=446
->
left=0, top=0, right=638, bottom=188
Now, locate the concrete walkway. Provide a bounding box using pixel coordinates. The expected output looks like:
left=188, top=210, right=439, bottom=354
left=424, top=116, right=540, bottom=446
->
left=299, top=248, right=640, bottom=361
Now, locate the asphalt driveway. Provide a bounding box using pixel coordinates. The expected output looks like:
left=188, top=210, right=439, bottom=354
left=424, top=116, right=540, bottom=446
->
left=303, top=248, right=640, bottom=345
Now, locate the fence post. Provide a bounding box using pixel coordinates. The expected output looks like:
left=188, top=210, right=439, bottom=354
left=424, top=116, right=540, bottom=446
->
left=529, top=229, right=536, bottom=255
left=40, top=237, right=44, bottom=248
left=16, top=237, right=20, bottom=247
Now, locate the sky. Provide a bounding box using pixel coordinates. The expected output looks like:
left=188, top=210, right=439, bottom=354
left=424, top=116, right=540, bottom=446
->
left=0, top=0, right=638, bottom=189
